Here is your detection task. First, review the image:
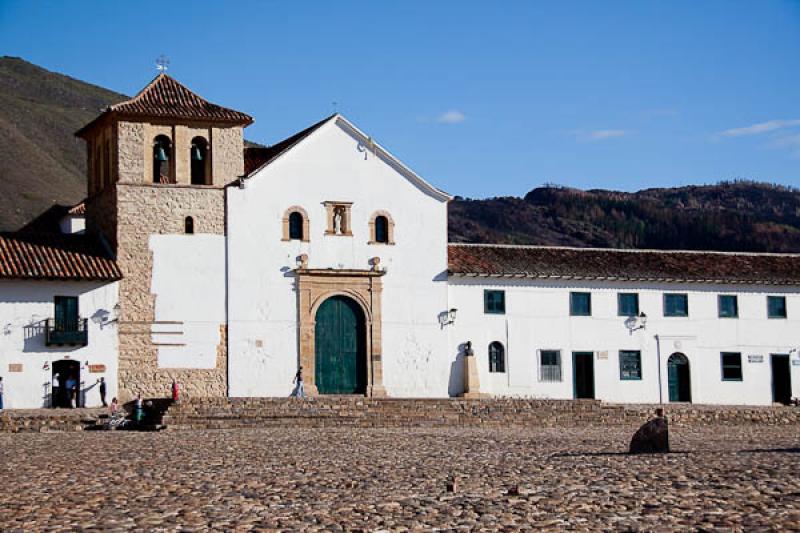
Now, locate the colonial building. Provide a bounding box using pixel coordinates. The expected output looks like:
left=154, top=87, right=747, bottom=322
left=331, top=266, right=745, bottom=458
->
left=0, top=73, right=798, bottom=408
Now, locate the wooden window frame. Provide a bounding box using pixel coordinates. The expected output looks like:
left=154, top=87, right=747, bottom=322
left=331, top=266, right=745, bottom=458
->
left=718, top=295, right=738, bottom=318
left=484, top=290, right=506, bottom=315
left=539, top=350, right=562, bottom=382
left=767, top=295, right=787, bottom=319
left=488, top=341, right=505, bottom=373
left=720, top=352, right=743, bottom=381
left=570, top=292, right=592, bottom=316
left=664, top=293, right=689, bottom=317
left=619, top=350, right=642, bottom=380
left=617, top=293, right=639, bottom=317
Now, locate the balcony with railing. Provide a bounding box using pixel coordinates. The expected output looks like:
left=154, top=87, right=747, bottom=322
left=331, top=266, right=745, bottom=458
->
left=45, top=318, right=88, bottom=346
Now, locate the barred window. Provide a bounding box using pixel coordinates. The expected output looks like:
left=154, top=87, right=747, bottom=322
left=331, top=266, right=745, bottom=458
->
left=488, top=342, right=505, bottom=373
left=619, top=350, right=642, bottom=380
left=539, top=350, right=562, bottom=382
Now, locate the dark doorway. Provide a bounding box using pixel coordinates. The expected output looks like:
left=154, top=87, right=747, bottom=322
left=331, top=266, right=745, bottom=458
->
left=668, top=353, right=692, bottom=402
left=573, top=352, right=595, bottom=399
left=771, top=354, right=792, bottom=405
left=315, top=296, right=367, bottom=394
left=52, top=360, right=80, bottom=408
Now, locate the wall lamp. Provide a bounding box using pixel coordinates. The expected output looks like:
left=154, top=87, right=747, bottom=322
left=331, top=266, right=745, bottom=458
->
left=438, top=308, right=458, bottom=327
left=625, top=312, right=648, bottom=332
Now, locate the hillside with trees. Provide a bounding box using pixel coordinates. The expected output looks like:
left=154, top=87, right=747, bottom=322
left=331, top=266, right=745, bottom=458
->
left=449, top=181, right=800, bottom=252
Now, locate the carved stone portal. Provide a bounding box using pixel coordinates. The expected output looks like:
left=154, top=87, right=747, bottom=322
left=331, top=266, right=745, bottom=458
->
left=296, top=268, right=386, bottom=397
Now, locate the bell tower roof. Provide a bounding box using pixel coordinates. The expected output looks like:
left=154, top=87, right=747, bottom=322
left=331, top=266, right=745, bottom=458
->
left=77, top=73, right=253, bottom=137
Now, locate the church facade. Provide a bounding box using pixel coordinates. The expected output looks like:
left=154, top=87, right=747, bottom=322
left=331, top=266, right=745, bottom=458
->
left=1, top=73, right=798, bottom=408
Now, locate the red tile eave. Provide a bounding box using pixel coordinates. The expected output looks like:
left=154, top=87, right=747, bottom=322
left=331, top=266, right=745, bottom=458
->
left=447, top=244, right=800, bottom=286
left=0, top=234, right=122, bottom=282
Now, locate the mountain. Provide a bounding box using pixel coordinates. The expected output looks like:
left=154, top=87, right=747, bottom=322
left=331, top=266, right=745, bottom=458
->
left=0, top=56, right=128, bottom=231
left=449, top=181, right=800, bottom=253
left=2, top=57, right=799, bottom=253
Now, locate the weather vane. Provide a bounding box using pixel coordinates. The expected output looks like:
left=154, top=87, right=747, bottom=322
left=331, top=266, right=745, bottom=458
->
left=156, top=55, right=170, bottom=72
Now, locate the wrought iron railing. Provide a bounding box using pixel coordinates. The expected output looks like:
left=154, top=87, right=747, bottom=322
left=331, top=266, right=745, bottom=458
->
left=45, top=318, right=88, bottom=346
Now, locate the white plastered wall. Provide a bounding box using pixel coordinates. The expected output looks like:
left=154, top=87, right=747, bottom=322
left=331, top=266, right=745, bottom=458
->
left=226, top=118, right=451, bottom=397
left=0, top=280, right=119, bottom=409
left=446, top=278, right=800, bottom=405
left=149, top=234, right=226, bottom=369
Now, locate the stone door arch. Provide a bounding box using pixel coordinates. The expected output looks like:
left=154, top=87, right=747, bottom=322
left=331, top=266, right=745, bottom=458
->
left=296, top=268, right=386, bottom=397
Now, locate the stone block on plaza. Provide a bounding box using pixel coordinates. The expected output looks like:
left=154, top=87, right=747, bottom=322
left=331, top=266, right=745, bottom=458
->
left=629, top=413, right=669, bottom=454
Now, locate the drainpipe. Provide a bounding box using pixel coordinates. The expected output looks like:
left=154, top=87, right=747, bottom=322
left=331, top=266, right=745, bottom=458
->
left=655, top=334, right=663, bottom=404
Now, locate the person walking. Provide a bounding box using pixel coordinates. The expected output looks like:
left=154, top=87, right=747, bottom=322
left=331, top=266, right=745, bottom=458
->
left=98, top=377, right=107, bottom=407
left=134, top=393, right=143, bottom=423
left=65, top=374, right=76, bottom=408
left=171, top=379, right=180, bottom=403
left=292, top=366, right=306, bottom=399
left=0, top=377, right=4, bottom=410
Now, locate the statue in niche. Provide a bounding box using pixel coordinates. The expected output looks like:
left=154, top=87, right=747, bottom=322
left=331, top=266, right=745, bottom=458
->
left=333, top=207, right=344, bottom=234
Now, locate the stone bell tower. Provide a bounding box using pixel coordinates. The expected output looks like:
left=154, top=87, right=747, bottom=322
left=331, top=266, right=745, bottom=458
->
left=76, top=73, right=253, bottom=401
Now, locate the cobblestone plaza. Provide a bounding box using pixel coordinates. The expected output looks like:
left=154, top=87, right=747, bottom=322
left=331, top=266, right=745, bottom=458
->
left=0, top=425, right=798, bottom=531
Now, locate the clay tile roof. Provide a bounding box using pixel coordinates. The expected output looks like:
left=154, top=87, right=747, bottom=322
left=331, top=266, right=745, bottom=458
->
left=243, top=114, right=336, bottom=175
left=448, top=244, right=800, bottom=285
left=77, top=73, right=252, bottom=136
left=0, top=233, right=121, bottom=281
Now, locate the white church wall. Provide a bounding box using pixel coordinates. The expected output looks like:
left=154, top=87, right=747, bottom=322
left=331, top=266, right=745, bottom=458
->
left=0, top=280, right=118, bottom=409
left=227, top=117, right=451, bottom=397
left=148, top=234, right=226, bottom=369
left=447, top=278, right=800, bottom=405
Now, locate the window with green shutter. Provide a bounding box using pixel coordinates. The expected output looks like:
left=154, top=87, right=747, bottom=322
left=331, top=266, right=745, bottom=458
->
left=618, top=293, right=639, bottom=316
left=718, top=295, right=738, bottom=318
left=570, top=292, right=591, bottom=316
left=54, top=296, right=79, bottom=331
left=664, top=293, right=688, bottom=317
left=484, top=290, right=505, bottom=314
left=721, top=352, right=743, bottom=381
left=767, top=296, right=787, bottom=319
left=619, top=350, right=642, bottom=380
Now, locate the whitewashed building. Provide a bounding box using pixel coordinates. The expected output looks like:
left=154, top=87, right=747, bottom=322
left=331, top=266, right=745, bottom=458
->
left=1, top=73, right=798, bottom=408
left=0, top=233, right=120, bottom=409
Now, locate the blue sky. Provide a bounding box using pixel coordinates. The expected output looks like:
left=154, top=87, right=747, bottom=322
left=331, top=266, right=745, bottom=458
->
left=1, top=1, right=799, bottom=198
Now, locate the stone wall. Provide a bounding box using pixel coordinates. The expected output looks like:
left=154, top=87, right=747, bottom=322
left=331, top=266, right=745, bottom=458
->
left=161, top=397, right=800, bottom=431
left=114, top=183, right=227, bottom=401
left=211, top=127, right=244, bottom=186
left=84, top=186, right=118, bottom=251
left=117, top=121, right=145, bottom=184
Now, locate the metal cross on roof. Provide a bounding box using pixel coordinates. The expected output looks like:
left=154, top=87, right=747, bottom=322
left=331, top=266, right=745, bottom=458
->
left=156, top=55, right=170, bottom=72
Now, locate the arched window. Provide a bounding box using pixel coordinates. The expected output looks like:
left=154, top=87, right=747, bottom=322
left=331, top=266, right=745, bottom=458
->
left=185, top=216, right=194, bottom=234
left=288, top=211, right=304, bottom=240
left=369, top=211, right=395, bottom=245
left=282, top=206, right=309, bottom=242
left=375, top=216, right=389, bottom=244
left=152, top=135, right=173, bottom=183
left=190, top=137, right=208, bottom=185
left=489, top=341, right=505, bottom=373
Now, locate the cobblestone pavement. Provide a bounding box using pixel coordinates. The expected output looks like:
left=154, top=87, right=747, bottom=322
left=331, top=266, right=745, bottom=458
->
left=0, top=425, right=798, bottom=531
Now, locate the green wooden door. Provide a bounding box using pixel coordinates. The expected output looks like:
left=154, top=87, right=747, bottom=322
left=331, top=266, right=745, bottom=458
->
left=667, top=353, right=691, bottom=402
left=315, top=296, right=366, bottom=394
left=54, top=296, right=78, bottom=331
